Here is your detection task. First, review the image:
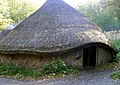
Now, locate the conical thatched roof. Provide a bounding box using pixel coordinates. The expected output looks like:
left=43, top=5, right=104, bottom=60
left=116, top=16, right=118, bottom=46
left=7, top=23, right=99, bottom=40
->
left=0, top=0, right=117, bottom=54
left=0, top=29, right=11, bottom=42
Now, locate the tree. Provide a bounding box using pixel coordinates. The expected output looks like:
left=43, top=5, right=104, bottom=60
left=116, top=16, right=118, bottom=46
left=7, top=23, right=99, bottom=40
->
left=0, top=0, right=39, bottom=30
left=78, top=1, right=120, bottom=31
left=100, top=0, right=120, bottom=29
left=101, top=0, right=120, bottom=19
left=0, top=0, right=13, bottom=30
left=7, top=0, right=38, bottom=22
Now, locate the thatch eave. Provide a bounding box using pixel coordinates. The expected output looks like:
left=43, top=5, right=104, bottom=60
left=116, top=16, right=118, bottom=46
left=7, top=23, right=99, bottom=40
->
left=0, top=41, right=117, bottom=55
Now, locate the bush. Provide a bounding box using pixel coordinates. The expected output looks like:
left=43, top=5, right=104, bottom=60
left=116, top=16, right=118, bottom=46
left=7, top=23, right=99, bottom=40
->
left=116, top=53, right=120, bottom=61
left=0, top=14, right=13, bottom=30
left=112, top=40, right=120, bottom=61
left=41, top=60, right=80, bottom=76
left=0, top=60, right=80, bottom=80
left=111, top=71, right=120, bottom=79
left=113, top=40, right=120, bottom=49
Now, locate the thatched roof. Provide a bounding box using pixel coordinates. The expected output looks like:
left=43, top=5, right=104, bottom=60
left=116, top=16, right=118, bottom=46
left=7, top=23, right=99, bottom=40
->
left=0, top=0, right=117, bottom=54
left=0, top=29, right=11, bottom=42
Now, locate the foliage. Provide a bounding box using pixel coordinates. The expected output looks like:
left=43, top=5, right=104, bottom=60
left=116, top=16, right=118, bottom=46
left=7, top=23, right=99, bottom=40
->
left=0, top=0, right=39, bottom=30
left=112, top=40, right=120, bottom=49
left=78, top=0, right=120, bottom=31
left=111, top=71, right=120, bottom=79
left=96, top=62, right=118, bottom=70
left=7, top=0, right=38, bottom=22
left=42, top=60, right=80, bottom=75
left=101, top=0, right=120, bottom=20
left=0, top=60, right=80, bottom=80
left=108, top=40, right=120, bottom=79
left=116, top=53, right=120, bottom=61
left=0, top=63, right=41, bottom=79
left=0, top=14, right=13, bottom=30
left=0, top=0, right=13, bottom=30
left=112, top=40, right=120, bottom=61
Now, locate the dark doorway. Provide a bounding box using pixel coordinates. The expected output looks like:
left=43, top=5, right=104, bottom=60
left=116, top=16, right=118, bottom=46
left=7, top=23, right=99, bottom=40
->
left=83, top=46, right=96, bottom=69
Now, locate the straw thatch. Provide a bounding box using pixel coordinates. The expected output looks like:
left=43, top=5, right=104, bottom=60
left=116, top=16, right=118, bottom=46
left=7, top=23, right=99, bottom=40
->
left=0, top=30, right=11, bottom=41
left=0, top=0, right=117, bottom=54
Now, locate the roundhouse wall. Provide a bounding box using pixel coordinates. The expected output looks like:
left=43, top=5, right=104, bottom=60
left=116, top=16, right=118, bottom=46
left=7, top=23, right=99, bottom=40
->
left=96, top=47, right=113, bottom=66
left=0, top=47, right=113, bottom=69
left=0, top=49, right=83, bottom=69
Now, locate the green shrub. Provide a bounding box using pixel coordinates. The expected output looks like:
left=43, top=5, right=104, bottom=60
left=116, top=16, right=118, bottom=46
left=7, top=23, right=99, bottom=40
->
left=0, top=60, right=80, bottom=80
left=111, top=71, right=120, bottom=79
left=0, top=63, right=43, bottom=78
left=41, top=60, right=80, bottom=76
left=116, top=53, right=120, bottom=61
left=112, top=40, right=120, bottom=61
left=113, top=40, right=120, bottom=49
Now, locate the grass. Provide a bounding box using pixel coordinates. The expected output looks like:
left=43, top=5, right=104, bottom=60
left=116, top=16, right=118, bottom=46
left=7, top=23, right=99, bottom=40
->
left=0, top=60, right=80, bottom=80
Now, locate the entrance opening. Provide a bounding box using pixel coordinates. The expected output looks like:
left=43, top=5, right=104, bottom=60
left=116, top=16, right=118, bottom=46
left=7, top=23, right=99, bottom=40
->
left=83, top=46, right=96, bottom=69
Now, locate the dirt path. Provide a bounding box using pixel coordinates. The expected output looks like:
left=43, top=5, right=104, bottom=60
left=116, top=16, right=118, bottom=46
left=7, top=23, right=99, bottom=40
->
left=1, top=70, right=120, bottom=85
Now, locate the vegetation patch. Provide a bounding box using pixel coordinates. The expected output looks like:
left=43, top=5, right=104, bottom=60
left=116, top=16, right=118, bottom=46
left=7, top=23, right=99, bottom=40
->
left=0, top=60, right=80, bottom=80
left=112, top=40, right=120, bottom=61
left=109, top=40, right=120, bottom=79
left=111, top=71, right=120, bottom=79
left=96, top=62, right=118, bottom=70
left=113, top=40, right=120, bottom=48
left=116, top=53, right=120, bottom=61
